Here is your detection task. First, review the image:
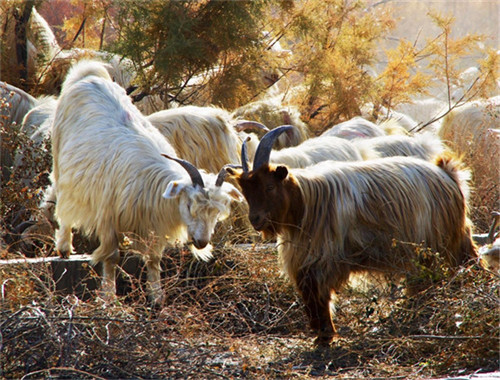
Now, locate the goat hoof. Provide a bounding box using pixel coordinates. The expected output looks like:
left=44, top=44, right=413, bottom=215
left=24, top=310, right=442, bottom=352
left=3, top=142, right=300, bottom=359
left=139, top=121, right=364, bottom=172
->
left=314, top=336, right=333, bottom=347
left=314, top=332, right=338, bottom=346
left=57, top=249, right=70, bottom=259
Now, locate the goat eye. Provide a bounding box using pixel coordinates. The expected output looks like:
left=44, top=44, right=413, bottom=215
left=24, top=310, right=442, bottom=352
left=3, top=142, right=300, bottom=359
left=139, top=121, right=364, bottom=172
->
left=266, top=184, right=275, bottom=192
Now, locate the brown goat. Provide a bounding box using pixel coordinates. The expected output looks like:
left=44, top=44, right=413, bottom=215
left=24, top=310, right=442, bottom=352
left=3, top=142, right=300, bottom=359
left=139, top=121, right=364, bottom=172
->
left=227, top=126, right=477, bottom=345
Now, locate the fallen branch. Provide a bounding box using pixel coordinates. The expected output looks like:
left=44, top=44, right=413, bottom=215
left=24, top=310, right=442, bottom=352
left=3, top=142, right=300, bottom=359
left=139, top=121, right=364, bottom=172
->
left=21, top=366, right=106, bottom=380
left=407, top=334, right=483, bottom=340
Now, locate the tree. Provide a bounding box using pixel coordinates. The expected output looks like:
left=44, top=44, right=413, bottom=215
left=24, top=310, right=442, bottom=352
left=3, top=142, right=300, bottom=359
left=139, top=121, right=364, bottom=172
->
left=375, top=11, right=494, bottom=132
left=59, top=0, right=115, bottom=50
left=266, top=0, right=397, bottom=132
left=425, top=11, right=486, bottom=108
left=111, top=0, right=284, bottom=109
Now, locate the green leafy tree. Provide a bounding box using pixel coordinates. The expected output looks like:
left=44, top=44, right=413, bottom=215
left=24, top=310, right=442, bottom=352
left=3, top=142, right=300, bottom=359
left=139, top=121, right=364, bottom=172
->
left=111, top=0, right=283, bottom=109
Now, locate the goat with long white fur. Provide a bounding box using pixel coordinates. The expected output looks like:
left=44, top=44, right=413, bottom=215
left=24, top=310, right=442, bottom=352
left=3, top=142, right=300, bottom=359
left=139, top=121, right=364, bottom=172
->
left=51, top=60, right=243, bottom=302
left=0, top=81, right=37, bottom=127
left=353, top=132, right=445, bottom=161
left=147, top=106, right=264, bottom=174
left=227, top=126, right=477, bottom=345
left=40, top=102, right=264, bottom=228
left=268, top=133, right=363, bottom=168
left=393, top=98, right=447, bottom=133
left=10, top=95, right=57, bottom=189
left=146, top=106, right=271, bottom=241
left=40, top=101, right=265, bottom=232
left=20, top=95, right=56, bottom=144
left=321, top=116, right=387, bottom=140
left=231, top=96, right=310, bottom=150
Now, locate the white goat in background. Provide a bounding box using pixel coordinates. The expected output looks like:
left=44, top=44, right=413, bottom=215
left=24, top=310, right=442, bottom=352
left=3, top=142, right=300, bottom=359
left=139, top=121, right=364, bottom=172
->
left=0, top=81, right=37, bottom=127
left=231, top=96, right=310, bottom=150
left=321, top=116, right=387, bottom=140
left=148, top=106, right=245, bottom=173
left=268, top=134, right=363, bottom=168
left=353, top=132, right=445, bottom=161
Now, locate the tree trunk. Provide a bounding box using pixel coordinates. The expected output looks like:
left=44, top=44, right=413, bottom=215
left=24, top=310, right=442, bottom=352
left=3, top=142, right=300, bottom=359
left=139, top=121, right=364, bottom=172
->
left=13, top=0, right=35, bottom=90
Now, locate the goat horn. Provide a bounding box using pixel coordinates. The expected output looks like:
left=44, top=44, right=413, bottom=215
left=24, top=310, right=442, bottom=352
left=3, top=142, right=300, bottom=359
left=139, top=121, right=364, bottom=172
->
left=252, top=125, right=294, bottom=171
left=161, top=154, right=205, bottom=188
left=216, top=164, right=242, bottom=187
left=241, top=136, right=251, bottom=173
left=125, top=85, right=138, bottom=95
left=234, top=120, right=270, bottom=133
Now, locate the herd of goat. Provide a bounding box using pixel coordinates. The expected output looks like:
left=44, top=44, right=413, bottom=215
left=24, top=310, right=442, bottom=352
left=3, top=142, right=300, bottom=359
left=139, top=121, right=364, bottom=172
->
left=1, top=55, right=499, bottom=344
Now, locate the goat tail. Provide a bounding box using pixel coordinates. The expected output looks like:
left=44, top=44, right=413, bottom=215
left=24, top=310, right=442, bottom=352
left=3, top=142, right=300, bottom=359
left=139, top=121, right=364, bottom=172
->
left=435, top=150, right=472, bottom=201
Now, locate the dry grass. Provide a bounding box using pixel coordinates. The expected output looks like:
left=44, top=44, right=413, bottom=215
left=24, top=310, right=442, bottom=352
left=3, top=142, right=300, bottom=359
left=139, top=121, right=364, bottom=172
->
left=1, top=241, right=498, bottom=379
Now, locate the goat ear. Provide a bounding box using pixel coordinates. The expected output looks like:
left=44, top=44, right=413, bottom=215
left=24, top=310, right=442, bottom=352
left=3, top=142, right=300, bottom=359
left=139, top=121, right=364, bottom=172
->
left=227, top=186, right=243, bottom=201
left=163, top=181, right=186, bottom=199
left=274, top=165, right=288, bottom=181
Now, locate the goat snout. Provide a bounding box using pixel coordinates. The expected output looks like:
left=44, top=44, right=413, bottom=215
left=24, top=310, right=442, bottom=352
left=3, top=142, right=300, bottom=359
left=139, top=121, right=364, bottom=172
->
left=249, top=214, right=266, bottom=231
left=192, top=238, right=209, bottom=249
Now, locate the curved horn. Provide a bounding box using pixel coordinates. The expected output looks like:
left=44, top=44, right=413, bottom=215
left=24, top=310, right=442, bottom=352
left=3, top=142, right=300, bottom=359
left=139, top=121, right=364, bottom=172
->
left=161, top=154, right=204, bottom=188
left=234, top=120, right=270, bottom=133
left=252, top=125, right=294, bottom=171
left=241, top=136, right=251, bottom=173
left=216, top=164, right=242, bottom=187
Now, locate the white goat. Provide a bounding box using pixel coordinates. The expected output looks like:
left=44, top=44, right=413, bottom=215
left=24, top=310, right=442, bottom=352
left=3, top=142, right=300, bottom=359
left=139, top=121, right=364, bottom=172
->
left=353, top=132, right=445, bottom=161
left=231, top=96, right=310, bottom=150
left=267, top=134, right=363, bottom=168
left=51, top=61, right=243, bottom=302
left=321, top=116, right=387, bottom=140
left=11, top=96, right=57, bottom=187
left=42, top=103, right=258, bottom=229
left=449, top=65, right=500, bottom=103
left=147, top=106, right=244, bottom=173
left=0, top=81, right=37, bottom=127
left=393, top=98, right=448, bottom=133
left=20, top=95, right=57, bottom=144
